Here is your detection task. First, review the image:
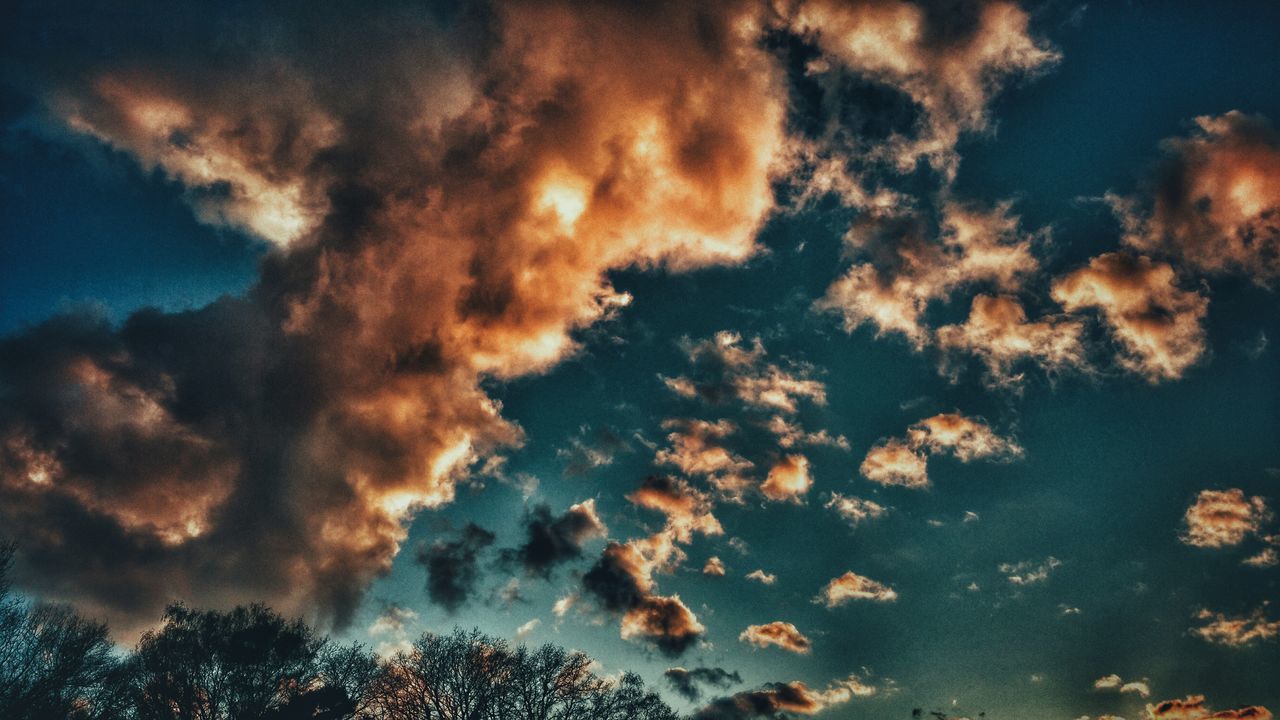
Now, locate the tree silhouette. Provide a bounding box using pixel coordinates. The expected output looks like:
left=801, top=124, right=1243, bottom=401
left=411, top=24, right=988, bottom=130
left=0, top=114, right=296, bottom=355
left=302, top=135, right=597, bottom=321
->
left=0, top=545, right=679, bottom=720
left=0, top=543, right=121, bottom=720
left=128, top=603, right=323, bottom=719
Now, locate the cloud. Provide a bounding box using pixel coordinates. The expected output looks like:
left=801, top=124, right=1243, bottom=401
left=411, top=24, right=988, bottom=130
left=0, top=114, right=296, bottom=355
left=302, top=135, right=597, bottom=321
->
left=415, top=523, right=495, bottom=612
left=1145, top=695, right=1273, bottom=720
left=1095, top=674, right=1151, bottom=698
left=999, top=556, right=1061, bottom=586
left=860, top=439, right=930, bottom=488
left=1052, top=253, right=1208, bottom=382
left=627, top=475, right=724, bottom=542
left=860, top=412, right=1022, bottom=488
left=694, top=673, right=880, bottom=719
left=663, top=332, right=828, bottom=414
left=936, top=294, right=1087, bottom=386
left=654, top=419, right=755, bottom=502
left=619, top=593, right=706, bottom=657
left=665, top=666, right=744, bottom=702
left=0, top=0, right=789, bottom=631
left=1115, top=111, right=1280, bottom=286
left=558, top=425, right=632, bottom=476
left=746, top=570, right=778, bottom=586
left=367, top=603, right=418, bottom=657
left=760, top=454, right=813, bottom=502
left=1190, top=606, right=1280, bottom=647
left=704, top=556, right=727, bottom=577
left=514, top=618, right=540, bottom=641
left=1180, top=489, right=1270, bottom=549
left=816, top=570, right=898, bottom=607
left=739, top=621, right=812, bottom=654
left=817, top=202, right=1042, bottom=348
left=789, top=0, right=1060, bottom=176
left=766, top=415, right=849, bottom=451
left=582, top=526, right=707, bottom=655
left=503, top=499, right=608, bottom=577
left=825, top=493, right=888, bottom=528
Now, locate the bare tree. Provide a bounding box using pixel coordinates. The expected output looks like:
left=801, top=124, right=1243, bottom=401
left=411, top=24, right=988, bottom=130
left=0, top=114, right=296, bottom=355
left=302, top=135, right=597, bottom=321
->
left=504, top=644, right=605, bottom=720
left=129, top=603, right=323, bottom=720
left=0, top=544, right=120, bottom=720
left=372, top=628, right=515, bottom=720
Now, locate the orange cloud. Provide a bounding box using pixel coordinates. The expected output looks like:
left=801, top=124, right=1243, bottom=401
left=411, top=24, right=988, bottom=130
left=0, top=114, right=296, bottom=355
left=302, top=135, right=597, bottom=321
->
left=1146, top=695, right=1273, bottom=720
left=619, top=593, right=706, bottom=657
left=693, top=673, right=881, bottom=719
left=761, top=454, right=813, bottom=502
left=1117, top=111, right=1280, bottom=286
left=937, top=294, right=1087, bottom=385
left=1191, top=606, right=1280, bottom=648
left=789, top=0, right=1059, bottom=175
left=817, top=202, right=1041, bottom=348
left=739, top=621, right=812, bottom=654
left=815, top=570, right=898, bottom=607
left=627, top=475, right=724, bottom=543
left=1180, top=489, right=1270, bottom=548
left=2, top=0, right=791, bottom=630
left=1052, top=253, right=1208, bottom=383
left=664, top=332, right=827, bottom=413
left=861, top=412, right=1022, bottom=489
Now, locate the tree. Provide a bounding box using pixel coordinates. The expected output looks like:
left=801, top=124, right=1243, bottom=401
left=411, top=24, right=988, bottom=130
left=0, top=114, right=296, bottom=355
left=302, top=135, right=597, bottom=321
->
left=372, top=628, right=516, bottom=720
left=129, top=603, right=323, bottom=720
left=0, top=543, right=121, bottom=720
left=504, top=644, right=604, bottom=720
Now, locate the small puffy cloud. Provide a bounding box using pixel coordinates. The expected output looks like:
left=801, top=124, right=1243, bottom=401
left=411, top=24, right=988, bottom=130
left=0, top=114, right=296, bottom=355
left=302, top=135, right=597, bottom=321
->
left=816, top=570, right=898, bottom=607
left=999, top=557, right=1061, bottom=586
left=907, top=413, right=1024, bottom=462
left=861, top=412, right=1022, bottom=489
left=514, top=618, right=540, bottom=641
left=1180, top=489, right=1270, bottom=548
left=760, top=454, right=813, bottom=502
left=1052, top=253, right=1208, bottom=382
left=505, top=499, right=607, bottom=576
left=627, top=475, right=724, bottom=542
left=704, top=556, right=727, bottom=577
left=1095, top=674, right=1151, bottom=698
left=666, top=666, right=744, bottom=702
left=937, top=294, right=1087, bottom=386
left=694, top=673, right=882, bottom=719
left=663, top=332, right=827, bottom=414
left=415, top=523, right=496, bottom=612
left=817, top=202, right=1041, bottom=348
left=1191, top=606, right=1280, bottom=648
left=746, top=569, right=777, bottom=586
left=655, top=419, right=755, bottom=502
left=1243, top=546, right=1278, bottom=568
left=860, top=439, right=929, bottom=488
left=739, top=621, right=812, bottom=654
left=368, top=603, right=418, bottom=656
left=825, top=493, right=888, bottom=528
left=558, top=425, right=631, bottom=476
left=766, top=416, right=850, bottom=451
left=620, top=593, right=706, bottom=657
left=1145, top=695, right=1273, bottom=720
left=1116, top=111, right=1280, bottom=286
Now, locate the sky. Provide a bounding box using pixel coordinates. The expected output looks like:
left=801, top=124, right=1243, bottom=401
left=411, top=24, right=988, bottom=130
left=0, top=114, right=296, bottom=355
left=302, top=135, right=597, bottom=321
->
left=1, top=2, right=1279, bottom=719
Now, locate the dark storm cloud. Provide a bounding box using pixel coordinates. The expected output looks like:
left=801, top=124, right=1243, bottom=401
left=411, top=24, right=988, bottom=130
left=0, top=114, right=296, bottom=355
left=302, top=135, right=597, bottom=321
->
left=0, top=0, right=793, bottom=632
left=503, top=500, right=606, bottom=577
left=664, top=666, right=744, bottom=701
left=416, top=523, right=495, bottom=613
